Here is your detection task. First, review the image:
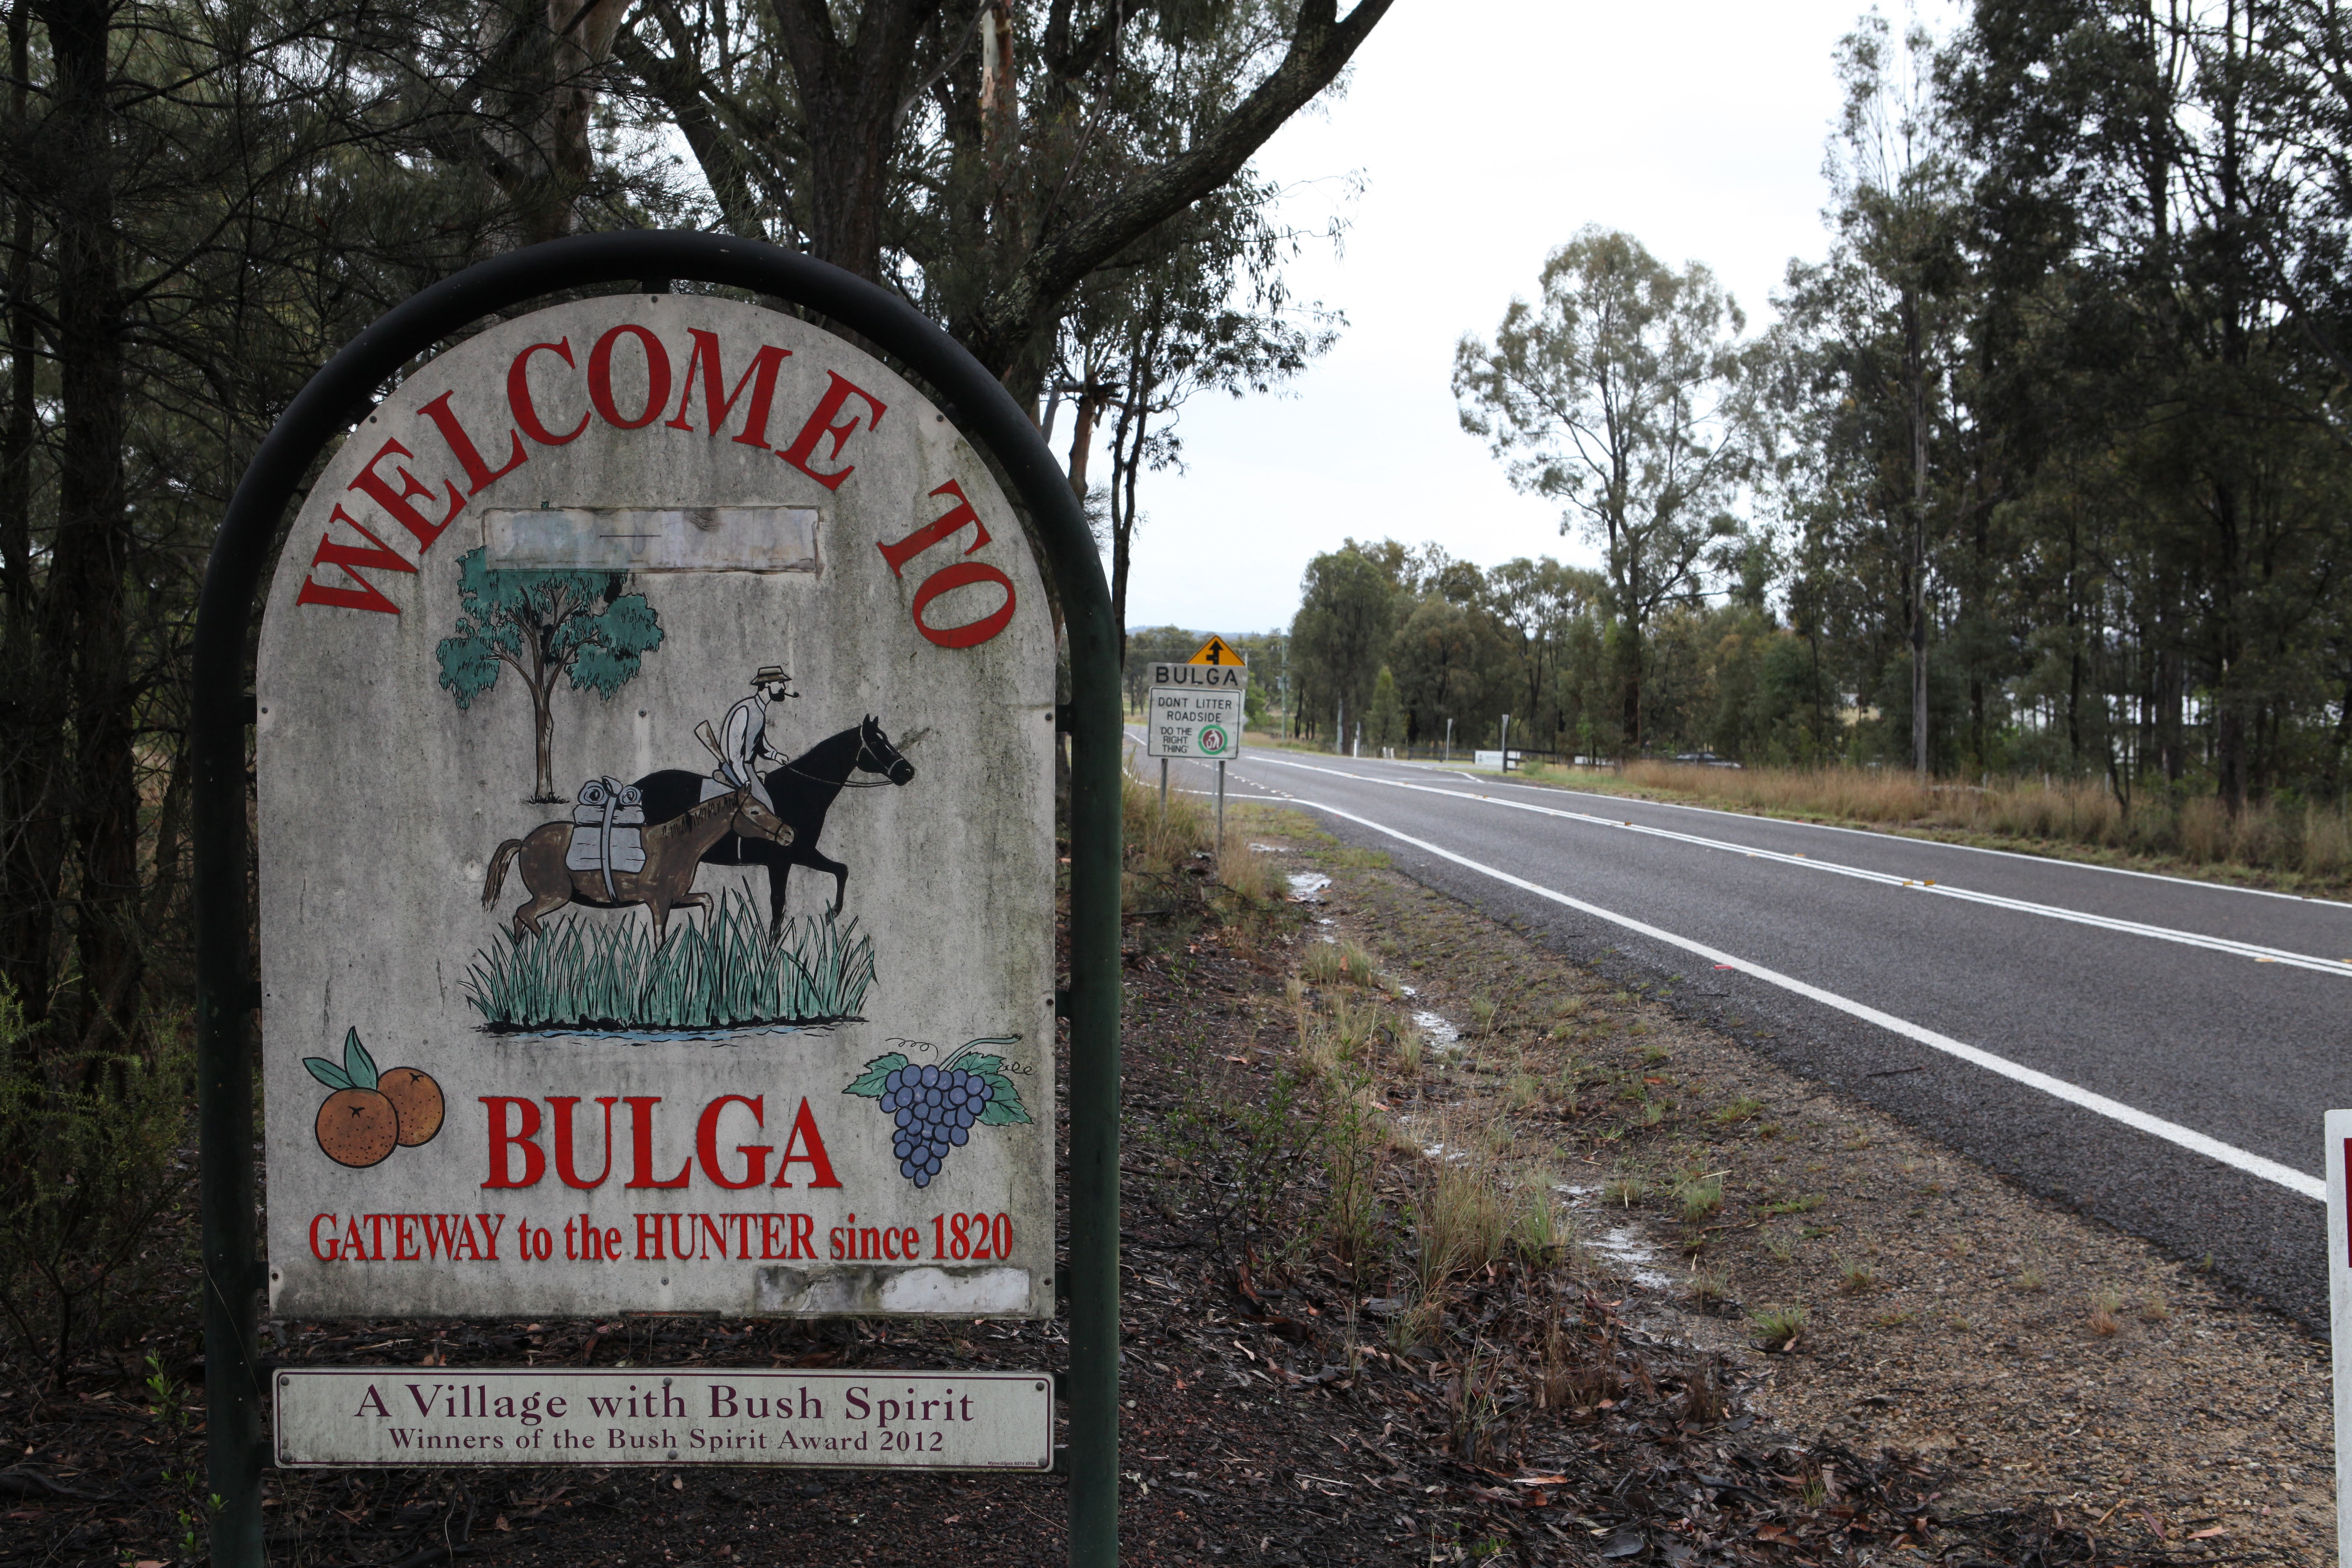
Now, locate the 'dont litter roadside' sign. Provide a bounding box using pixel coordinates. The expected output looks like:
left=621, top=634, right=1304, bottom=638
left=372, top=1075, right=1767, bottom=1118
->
left=1144, top=653, right=1245, bottom=761
left=255, top=295, right=1056, bottom=1327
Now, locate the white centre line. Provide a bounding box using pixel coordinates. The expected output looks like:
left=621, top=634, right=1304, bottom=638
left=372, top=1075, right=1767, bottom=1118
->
left=1243, top=756, right=2352, bottom=978
left=1268, top=789, right=2323, bottom=1202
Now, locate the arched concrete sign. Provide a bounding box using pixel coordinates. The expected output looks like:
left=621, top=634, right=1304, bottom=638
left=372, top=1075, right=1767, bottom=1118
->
left=257, top=295, right=1057, bottom=1320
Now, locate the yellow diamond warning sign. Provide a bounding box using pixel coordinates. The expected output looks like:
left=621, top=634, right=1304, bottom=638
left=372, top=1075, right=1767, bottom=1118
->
left=1186, top=635, right=1245, bottom=667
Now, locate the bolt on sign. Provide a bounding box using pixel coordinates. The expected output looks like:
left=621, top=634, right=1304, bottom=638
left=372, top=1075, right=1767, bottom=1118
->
left=256, top=296, right=1056, bottom=1335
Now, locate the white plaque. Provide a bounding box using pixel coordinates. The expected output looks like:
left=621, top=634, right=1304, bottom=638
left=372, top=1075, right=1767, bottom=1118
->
left=483, top=505, right=820, bottom=573
left=274, top=1367, right=1052, bottom=1470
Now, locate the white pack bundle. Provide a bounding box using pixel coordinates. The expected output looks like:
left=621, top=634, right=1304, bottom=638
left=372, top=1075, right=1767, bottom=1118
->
left=566, top=777, right=647, bottom=895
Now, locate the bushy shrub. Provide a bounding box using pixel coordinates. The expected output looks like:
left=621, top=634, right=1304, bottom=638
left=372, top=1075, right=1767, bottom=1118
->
left=0, top=985, right=195, bottom=1380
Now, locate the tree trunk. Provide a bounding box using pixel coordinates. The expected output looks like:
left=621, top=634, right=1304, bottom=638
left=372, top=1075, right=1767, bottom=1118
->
left=1906, top=288, right=1930, bottom=779
left=531, top=676, right=560, bottom=802
left=1105, top=387, right=1142, bottom=671
left=771, top=0, right=934, bottom=281
left=0, top=0, right=59, bottom=1031
left=1065, top=371, right=1111, bottom=503
left=40, top=0, right=141, bottom=1051
left=479, top=0, right=637, bottom=246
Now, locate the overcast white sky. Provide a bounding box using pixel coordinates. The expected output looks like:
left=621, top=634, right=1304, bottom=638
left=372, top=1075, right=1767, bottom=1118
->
left=1117, top=0, right=1919, bottom=635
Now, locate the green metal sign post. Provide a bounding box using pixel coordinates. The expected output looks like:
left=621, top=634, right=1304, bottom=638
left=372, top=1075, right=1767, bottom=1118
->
left=191, top=232, right=1124, bottom=1565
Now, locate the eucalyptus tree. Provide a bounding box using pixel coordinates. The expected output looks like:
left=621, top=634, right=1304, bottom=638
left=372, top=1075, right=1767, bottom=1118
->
left=1290, top=544, right=1395, bottom=744
left=1940, top=0, right=2352, bottom=806
left=1454, top=227, right=1758, bottom=751
left=1820, top=13, right=1970, bottom=776
left=1062, top=184, right=1339, bottom=666
left=611, top=0, right=1392, bottom=389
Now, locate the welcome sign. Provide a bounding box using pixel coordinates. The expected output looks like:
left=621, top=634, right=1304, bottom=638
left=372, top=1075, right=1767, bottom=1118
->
left=255, top=294, right=1056, bottom=1321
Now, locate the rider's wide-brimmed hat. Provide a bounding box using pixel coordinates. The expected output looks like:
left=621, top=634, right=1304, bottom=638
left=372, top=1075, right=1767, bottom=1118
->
left=751, top=665, right=789, bottom=685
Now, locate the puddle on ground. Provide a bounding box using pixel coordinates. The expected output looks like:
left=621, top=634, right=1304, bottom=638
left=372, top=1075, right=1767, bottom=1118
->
left=1248, top=842, right=1284, bottom=853
left=1286, top=871, right=1331, bottom=901
left=1413, top=1009, right=1460, bottom=1045
left=1558, top=1183, right=1675, bottom=1289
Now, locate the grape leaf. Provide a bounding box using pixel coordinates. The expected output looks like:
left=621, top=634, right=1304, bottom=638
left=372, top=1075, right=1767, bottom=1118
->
left=341, top=1027, right=380, bottom=1091
left=843, top=1052, right=908, bottom=1098
left=957, top=1058, right=1030, bottom=1125
left=303, top=1057, right=353, bottom=1091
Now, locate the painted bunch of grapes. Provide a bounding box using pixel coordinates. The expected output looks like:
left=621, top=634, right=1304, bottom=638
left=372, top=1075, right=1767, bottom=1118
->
left=843, top=1035, right=1029, bottom=1189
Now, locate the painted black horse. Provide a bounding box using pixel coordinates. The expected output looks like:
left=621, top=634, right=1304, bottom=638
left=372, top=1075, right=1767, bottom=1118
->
left=632, top=715, right=914, bottom=927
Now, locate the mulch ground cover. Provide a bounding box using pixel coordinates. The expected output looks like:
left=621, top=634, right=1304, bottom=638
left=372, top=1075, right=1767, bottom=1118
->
left=0, top=822, right=2249, bottom=1567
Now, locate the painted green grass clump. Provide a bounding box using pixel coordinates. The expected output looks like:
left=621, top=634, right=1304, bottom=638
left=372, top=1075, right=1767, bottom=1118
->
left=464, top=887, right=875, bottom=1034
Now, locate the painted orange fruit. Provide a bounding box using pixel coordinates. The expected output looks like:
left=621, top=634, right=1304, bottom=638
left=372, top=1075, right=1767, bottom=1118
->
left=378, top=1068, right=445, bottom=1147
left=316, top=1088, right=399, bottom=1168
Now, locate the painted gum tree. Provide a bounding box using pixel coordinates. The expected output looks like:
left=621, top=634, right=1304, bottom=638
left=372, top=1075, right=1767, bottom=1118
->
left=435, top=547, right=664, bottom=800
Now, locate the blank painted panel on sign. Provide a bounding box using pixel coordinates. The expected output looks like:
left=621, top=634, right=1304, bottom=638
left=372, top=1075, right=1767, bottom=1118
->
left=484, top=506, right=820, bottom=572
left=276, top=1367, right=1052, bottom=1470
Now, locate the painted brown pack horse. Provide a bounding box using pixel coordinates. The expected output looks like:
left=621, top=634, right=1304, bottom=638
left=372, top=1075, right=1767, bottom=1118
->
left=480, top=786, right=792, bottom=941
left=631, top=716, right=914, bottom=928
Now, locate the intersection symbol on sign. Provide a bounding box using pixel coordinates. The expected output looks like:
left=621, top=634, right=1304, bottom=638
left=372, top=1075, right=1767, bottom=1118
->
left=1187, top=635, right=1243, bottom=667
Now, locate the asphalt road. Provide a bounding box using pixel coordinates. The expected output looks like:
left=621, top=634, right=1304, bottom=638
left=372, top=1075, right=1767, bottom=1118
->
left=1135, top=739, right=2352, bottom=1326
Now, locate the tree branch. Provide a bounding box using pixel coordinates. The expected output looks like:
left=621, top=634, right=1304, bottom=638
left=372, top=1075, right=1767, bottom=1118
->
left=957, top=0, right=1394, bottom=372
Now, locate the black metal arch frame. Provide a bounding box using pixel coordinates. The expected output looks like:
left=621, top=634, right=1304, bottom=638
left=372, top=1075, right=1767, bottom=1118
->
left=191, top=231, right=1125, bottom=1567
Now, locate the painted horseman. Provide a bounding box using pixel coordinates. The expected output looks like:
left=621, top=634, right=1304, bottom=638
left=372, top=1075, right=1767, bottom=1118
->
left=713, top=664, right=798, bottom=810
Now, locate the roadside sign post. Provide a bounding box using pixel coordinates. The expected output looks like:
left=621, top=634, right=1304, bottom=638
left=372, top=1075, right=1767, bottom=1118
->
left=1144, top=642, right=1246, bottom=856
left=193, top=234, right=1124, bottom=1566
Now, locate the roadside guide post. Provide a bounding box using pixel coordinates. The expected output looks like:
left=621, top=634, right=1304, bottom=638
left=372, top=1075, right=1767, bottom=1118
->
left=192, top=233, right=1124, bottom=1567
left=1144, top=638, right=1246, bottom=858
left=2326, top=1112, right=2352, bottom=1568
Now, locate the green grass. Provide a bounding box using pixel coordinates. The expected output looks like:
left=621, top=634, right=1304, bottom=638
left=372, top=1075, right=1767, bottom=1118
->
left=463, top=887, right=875, bottom=1034
left=1761, top=1192, right=1825, bottom=1215
left=1750, top=1305, right=1808, bottom=1350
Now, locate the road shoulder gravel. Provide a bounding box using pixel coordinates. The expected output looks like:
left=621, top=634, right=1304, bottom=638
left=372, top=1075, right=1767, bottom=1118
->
left=1291, top=823, right=2333, bottom=1565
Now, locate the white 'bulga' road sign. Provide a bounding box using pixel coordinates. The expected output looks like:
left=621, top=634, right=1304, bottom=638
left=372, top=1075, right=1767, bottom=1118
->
left=256, top=296, right=1056, bottom=1321
left=1145, top=660, right=1244, bottom=761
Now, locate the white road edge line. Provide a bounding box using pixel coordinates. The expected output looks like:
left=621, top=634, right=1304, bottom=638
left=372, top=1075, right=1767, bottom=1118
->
left=1248, top=756, right=2352, bottom=977
left=1277, top=790, right=2325, bottom=1202
left=1305, top=753, right=2352, bottom=910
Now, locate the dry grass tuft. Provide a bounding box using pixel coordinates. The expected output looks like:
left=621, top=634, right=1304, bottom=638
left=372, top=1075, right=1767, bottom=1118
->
left=1676, top=1176, right=1725, bottom=1222
left=1604, top=759, right=2352, bottom=882
left=1751, top=1304, right=1808, bottom=1350
left=1602, top=1176, right=1648, bottom=1208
